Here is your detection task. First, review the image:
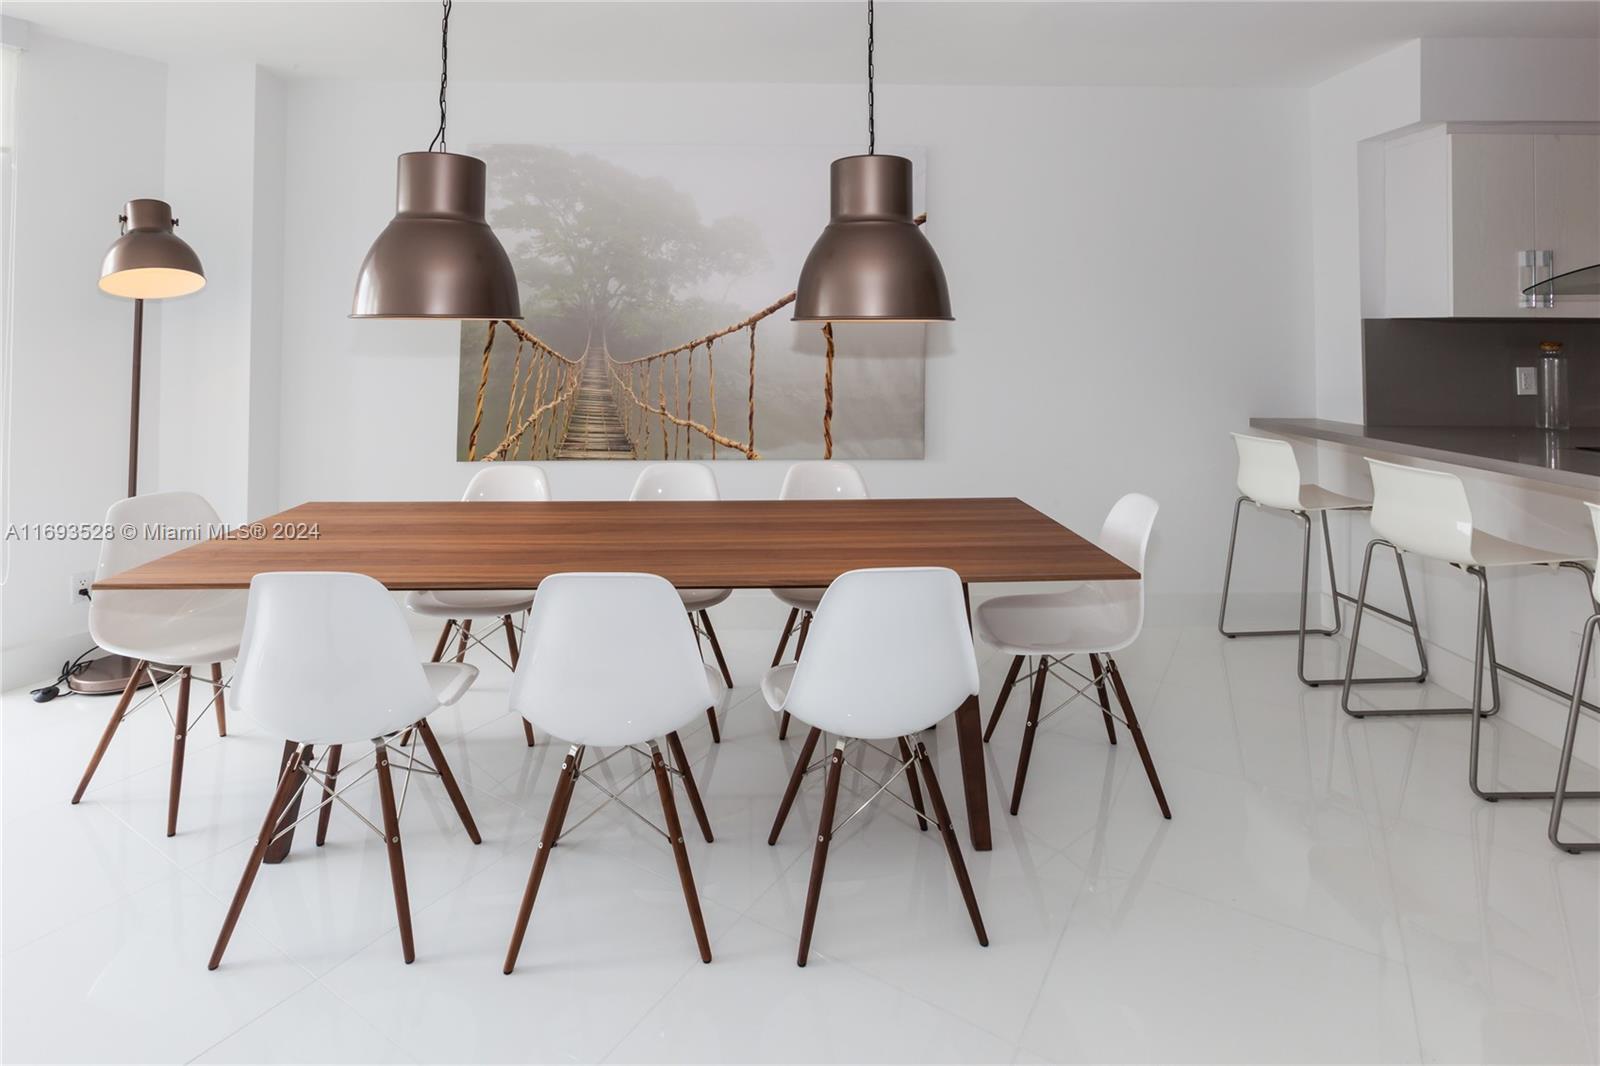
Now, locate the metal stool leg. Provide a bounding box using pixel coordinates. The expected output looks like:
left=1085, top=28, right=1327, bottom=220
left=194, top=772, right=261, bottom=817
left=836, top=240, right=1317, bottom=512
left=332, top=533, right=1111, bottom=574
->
left=1549, top=614, right=1600, bottom=852
left=1341, top=540, right=1463, bottom=719
left=1219, top=498, right=1340, bottom=641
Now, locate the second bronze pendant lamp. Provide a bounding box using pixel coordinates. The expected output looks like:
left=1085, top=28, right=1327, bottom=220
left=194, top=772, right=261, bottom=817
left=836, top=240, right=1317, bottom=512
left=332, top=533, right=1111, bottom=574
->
left=351, top=0, right=521, bottom=320
left=793, top=0, right=952, bottom=322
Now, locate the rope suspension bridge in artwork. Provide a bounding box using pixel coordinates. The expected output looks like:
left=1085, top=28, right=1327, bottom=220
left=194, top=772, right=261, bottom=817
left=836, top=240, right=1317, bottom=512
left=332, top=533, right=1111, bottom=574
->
left=463, top=215, right=926, bottom=463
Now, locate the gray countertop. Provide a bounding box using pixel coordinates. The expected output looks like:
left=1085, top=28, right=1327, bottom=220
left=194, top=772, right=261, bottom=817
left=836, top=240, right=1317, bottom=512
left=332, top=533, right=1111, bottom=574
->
left=1249, top=418, right=1600, bottom=493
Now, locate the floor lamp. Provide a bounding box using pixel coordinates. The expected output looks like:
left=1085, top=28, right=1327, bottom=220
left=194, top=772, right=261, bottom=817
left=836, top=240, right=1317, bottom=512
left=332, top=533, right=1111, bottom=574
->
left=66, top=198, right=204, bottom=695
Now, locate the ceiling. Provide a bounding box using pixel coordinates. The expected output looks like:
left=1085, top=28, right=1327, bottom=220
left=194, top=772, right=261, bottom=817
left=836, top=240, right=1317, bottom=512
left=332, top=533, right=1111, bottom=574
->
left=7, top=1, right=1598, bottom=88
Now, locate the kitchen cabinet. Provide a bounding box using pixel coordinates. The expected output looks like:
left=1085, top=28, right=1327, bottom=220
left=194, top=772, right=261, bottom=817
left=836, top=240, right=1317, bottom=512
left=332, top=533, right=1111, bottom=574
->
left=1382, top=126, right=1599, bottom=317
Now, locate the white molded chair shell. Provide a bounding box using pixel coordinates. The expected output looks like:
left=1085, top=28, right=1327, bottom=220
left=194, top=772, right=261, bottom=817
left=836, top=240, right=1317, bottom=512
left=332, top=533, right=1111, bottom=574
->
left=1367, top=459, right=1583, bottom=567
left=463, top=463, right=551, bottom=501
left=1590, top=502, right=1600, bottom=600
left=236, top=572, right=474, bottom=745
left=406, top=463, right=549, bottom=618
left=775, top=461, right=870, bottom=611
left=630, top=463, right=718, bottom=502
left=1232, top=433, right=1367, bottom=513
left=975, top=493, right=1159, bottom=657
left=780, top=461, right=869, bottom=502
left=509, top=573, right=719, bottom=747
left=763, top=567, right=978, bottom=740
left=89, top=492, right=246, bottom=666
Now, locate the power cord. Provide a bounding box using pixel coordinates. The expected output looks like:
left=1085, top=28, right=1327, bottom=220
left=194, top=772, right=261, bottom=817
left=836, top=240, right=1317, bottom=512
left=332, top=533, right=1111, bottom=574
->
left=31, top=645, right=96, bottom=703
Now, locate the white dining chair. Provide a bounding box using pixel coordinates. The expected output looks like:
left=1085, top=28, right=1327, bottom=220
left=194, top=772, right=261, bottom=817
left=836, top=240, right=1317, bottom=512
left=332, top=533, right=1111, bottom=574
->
left=1550, top=500, right=1600, bottom=854
left=208, top=571, right=482, bottom=970
left=1219, top=433, right=1428, bottom=687
left=768, top=461, right=870, bottom=739
left=630, top=463, right=735, bottom=741
left=763, top=567, right=988, bottom=967
left=1341, top=460, right=1599, bottom=803
left=502, top=573, right=719, bottom=972
left=976, top=494, right=1171, bottom=820
left=72, top=492, right=245, bottom=837
left=405, top=463, right=550, bottom=747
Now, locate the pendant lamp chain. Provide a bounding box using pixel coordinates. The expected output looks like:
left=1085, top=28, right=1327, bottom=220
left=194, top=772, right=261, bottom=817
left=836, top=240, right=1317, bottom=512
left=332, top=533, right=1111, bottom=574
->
left=427, top=0, right=452, bottom=152
left=866, top=0, right=875, bottom=155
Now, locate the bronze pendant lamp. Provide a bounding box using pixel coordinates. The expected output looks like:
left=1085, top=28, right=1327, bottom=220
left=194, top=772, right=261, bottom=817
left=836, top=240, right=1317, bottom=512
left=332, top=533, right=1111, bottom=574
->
left=351, top=0, right=521, bottom=320
left=793, top=0, right=952, bottom=322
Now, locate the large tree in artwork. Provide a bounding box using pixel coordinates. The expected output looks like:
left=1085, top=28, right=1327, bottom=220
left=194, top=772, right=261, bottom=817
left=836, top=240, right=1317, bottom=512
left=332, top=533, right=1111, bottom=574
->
left=477, top=145, right=766, bottom=356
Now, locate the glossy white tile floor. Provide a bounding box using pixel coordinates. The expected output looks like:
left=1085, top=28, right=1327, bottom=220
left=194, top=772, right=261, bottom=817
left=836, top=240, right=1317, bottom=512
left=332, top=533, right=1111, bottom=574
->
left=4, top=615, right=1598, bottom=1064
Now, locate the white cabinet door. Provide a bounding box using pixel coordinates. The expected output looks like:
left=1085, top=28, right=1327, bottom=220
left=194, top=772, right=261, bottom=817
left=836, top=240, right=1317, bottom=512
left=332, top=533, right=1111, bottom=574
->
left=1534, top=133, right=1600, bottom=309
left=1384, top=130, right=1452, bottom=317
left=1450, top=133, right=1535, bottom=316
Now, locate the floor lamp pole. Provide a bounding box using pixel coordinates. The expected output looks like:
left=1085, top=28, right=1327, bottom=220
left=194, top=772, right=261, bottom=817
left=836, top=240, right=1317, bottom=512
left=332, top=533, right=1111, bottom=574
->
left=128, top=297, right=142, bottom=497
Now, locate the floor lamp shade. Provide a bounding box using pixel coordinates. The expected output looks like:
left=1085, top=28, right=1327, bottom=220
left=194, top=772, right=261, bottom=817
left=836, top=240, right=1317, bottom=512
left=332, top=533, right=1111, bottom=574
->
left=98, top=199, right=205, bottom=299
left=793, top=154, right=952, bottom=322
left=351, top=152, right=522, bottom=320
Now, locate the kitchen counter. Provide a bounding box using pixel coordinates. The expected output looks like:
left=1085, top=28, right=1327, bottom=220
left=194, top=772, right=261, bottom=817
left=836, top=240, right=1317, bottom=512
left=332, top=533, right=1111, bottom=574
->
left=1249, top=418, right=1600, bottom=493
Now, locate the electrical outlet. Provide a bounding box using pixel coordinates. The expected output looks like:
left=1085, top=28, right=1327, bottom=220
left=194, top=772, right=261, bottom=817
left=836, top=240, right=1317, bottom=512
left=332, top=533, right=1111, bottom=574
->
left=69, top=571, right=93, bottom=606
left=1516, top=366, right=1539, bottom=396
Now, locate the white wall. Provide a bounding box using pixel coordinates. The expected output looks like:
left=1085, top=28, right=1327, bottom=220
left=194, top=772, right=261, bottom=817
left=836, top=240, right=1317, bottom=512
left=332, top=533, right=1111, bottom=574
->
left=277, top=79, right=1317, bottom=615
left=0, top=30, right=168, bottom=681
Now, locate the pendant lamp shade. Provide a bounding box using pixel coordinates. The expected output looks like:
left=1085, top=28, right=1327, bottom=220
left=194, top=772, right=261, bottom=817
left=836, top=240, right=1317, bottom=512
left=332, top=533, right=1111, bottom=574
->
left=98, top=199, right=205, bottom=300
left=351, top=152, right=522, bottom=320
left=792, top=154, right=951, bottom=322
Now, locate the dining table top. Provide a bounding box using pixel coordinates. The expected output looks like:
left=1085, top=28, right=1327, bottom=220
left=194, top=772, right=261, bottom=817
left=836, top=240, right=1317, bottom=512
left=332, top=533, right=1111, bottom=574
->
left=94, top=496, right=1138, bottom=591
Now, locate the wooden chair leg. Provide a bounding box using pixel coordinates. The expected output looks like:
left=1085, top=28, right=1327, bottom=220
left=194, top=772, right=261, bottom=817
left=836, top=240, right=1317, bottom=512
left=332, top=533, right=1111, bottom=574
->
left=700, top=610, right=734, bottom=690
left=703, top=705, right=721, bottom=743
left=373, top=739, right=415, bottom=963
left=413, top=718, right=482, bottom=844
left=210, top=662, right=228, bottom=737
left=651, top=742, right=712, bottom=963
left=897, top=736, right=928, bottom=831
left=1088, top=653, right=1117, bottom=745
left=546, top=745, right=583, bottom=849
left=666, top=731, right=714, bottom=843
left=769, top=726, right=822, bottom=845
left=1107, top=657, right=1171, bottom=819
left=778, top=613, right=813, bottom=741
left=771, top=608, right=799, bottom=667
left=315, top=744, right=341, bottom=846
left=915, top=741, right=989, bottom=947
left=797, top=742, right=846, bottom=967
left=1009, top=657, right=1049, bottom=817
left=504, top=745, right=581, bottom=974
left=431, top=620, right=455, bottom=662
left=72, top=660, right=148, bottom=803
left=167, top=667, right=193, bottom=837
left=983, top=655, right=1025, bottom=742
left=453, top=619, right=473, bottom=664
left=209, top=744, right=309, bottom=970
left=264, top=740, right=312, bottom=864
left=502, top=615, right=535, bottom=747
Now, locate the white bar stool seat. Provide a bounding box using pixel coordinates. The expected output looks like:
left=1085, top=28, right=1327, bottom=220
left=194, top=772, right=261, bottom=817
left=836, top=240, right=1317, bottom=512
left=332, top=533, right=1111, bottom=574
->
left=630, top=463, right=736, bottom=739
left=975, top=494, right=1171, bottom=820
left=209, top=571, right=483, bottom=970
left=502, top=572, right=720, bottom=972
left=762, top=566, right=988, bottom=967
left=1218, top=432, right=1427, bottom=688
left=1341, top=459, right=1598, bottom=809
left=73, top=492, right=246, bottom=838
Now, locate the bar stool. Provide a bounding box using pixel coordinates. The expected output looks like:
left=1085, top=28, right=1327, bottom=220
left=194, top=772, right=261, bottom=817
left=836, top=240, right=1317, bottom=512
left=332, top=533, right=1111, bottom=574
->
left=1341, top=460, right=1598, bottom=805
left=769, top=460, right=869, bottom=740
left=763, top=567, right=987, bottom=967
left=502, top=573, right=718, bottom=971
left=631, top=463, right=735, bottom=741
left=406, top=463, right=550, bottom=747
left=1550, top=501, right=1600, bottom=853
left=1218, top=433, right=1428, bottom=687
left=72, top=492, right=244, bottom=837
left=209, top=572, right=482, bottom=969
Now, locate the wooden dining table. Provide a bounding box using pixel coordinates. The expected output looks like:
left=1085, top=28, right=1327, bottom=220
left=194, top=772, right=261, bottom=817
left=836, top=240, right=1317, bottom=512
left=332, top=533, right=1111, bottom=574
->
left=98, top=496, right=1139, bottom=852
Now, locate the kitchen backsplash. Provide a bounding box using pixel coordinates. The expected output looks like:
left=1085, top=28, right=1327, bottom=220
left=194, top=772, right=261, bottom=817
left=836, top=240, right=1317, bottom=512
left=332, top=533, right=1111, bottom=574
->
left=1363, top=318, right=1600, bottom=427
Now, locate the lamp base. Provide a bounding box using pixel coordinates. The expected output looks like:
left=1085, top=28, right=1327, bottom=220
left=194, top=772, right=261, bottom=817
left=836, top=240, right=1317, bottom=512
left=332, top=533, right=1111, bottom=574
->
left=66, top=653, right=167, bottom=696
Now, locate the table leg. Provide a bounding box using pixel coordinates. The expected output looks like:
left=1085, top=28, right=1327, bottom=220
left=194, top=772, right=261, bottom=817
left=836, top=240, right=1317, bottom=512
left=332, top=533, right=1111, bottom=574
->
left=957, top=580, right=991, bottom=851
